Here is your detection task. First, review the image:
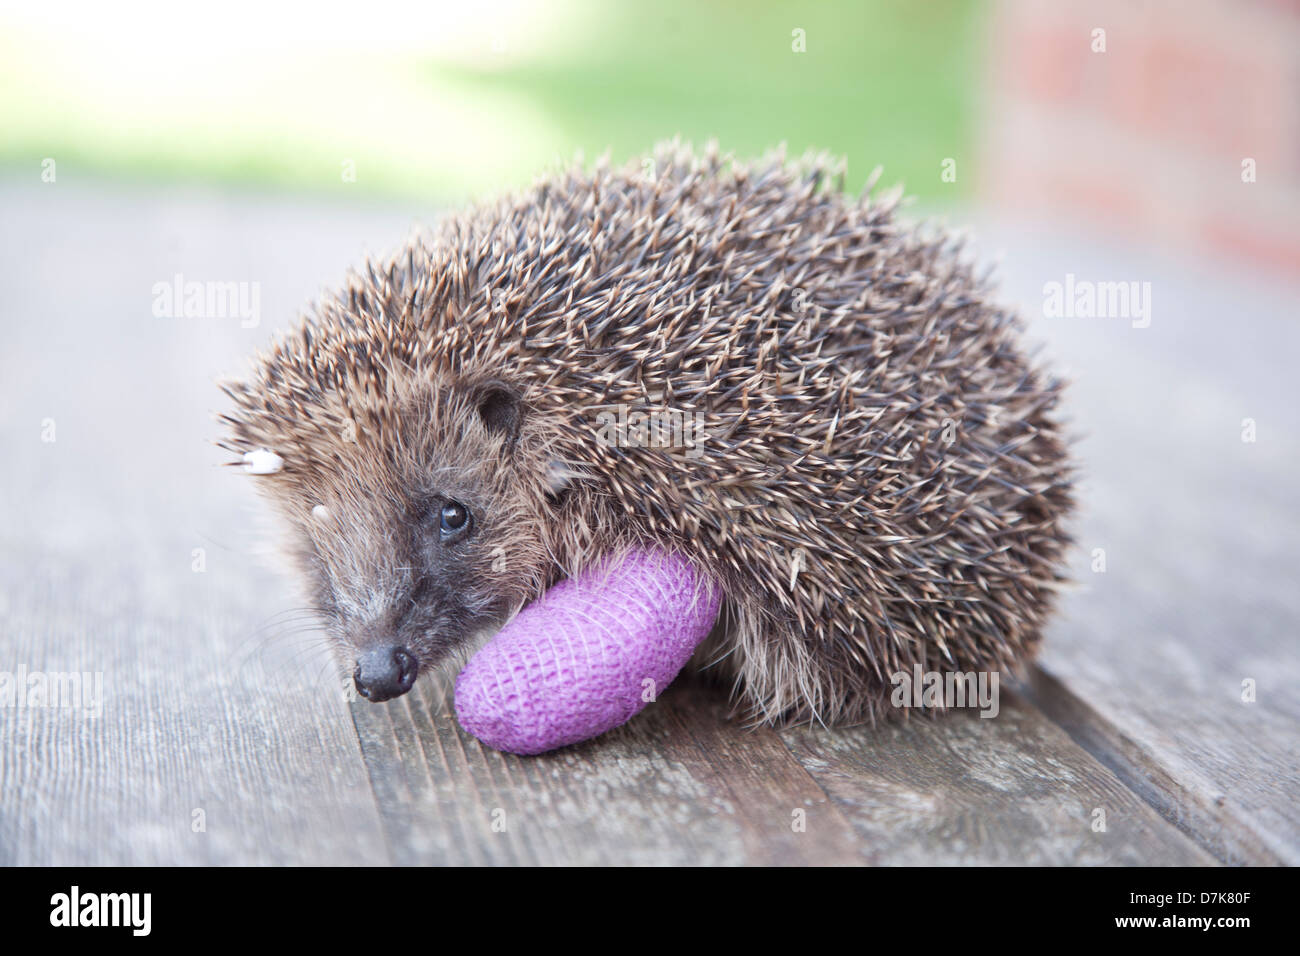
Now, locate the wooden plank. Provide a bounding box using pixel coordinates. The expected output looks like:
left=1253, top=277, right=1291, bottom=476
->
left=976, top=218, right=1300, bottom=864
left=0, top=481, right=393, bottom=867
left=352, top=675, right=862, bottom=865
left=657, top=682, right=862, bottom=865
left=353, top=671, right=1218, bottom=866
left=1031, top=482, right=1300, bottom=865
left=0, top=179, right=402, bottom=865
left=1024, top=669, right=1286, bottom=866
left=778, top=686, right=1217, bottom=866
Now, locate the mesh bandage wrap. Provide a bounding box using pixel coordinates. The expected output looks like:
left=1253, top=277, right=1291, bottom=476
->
left=454, top=550, right=722, bottom=755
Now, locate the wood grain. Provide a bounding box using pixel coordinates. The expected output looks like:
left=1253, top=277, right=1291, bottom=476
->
left=351, top=676, right=863, bottom=865
left=1024, top=669, right=1285, bottom=866
left=0, top=180, right=411, bottom=865
left=779, top=686, right=1215, bottom=865
left=349, top=674, right=1218, bottom=865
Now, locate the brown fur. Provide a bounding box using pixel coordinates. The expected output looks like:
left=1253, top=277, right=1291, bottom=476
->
left=220, top=141, right=1074, bottom=726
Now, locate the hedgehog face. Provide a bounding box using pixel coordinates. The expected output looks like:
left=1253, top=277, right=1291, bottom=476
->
left=322, top=488, right=502, bottom=703
left=259, top=378, right=557, bottom=702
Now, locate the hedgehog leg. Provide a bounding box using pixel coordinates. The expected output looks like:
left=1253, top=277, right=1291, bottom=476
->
left=454, top=549, right=722, bottom=755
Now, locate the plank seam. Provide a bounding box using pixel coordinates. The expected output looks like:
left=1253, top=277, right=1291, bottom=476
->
left=1024, top=665, right=1285, bottom=866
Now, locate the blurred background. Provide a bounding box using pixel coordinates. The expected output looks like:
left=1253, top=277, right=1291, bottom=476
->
left=0, top=0, right=977, bottom=203
left=3, top=0, right=1296, bottom=265
left=1, top=0, right=1297, bottom=864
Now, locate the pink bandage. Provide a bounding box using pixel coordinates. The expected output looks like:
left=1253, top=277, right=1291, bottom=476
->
left=454, top=549, right=721, bottom=755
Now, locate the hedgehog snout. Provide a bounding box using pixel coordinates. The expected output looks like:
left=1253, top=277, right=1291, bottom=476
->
left=353, top=644, right=419, bottom=702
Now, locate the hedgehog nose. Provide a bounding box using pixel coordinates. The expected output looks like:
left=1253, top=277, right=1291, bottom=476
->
left=353, top=645, right=418, bottom=702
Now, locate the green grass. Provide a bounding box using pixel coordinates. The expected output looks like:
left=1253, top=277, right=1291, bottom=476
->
left=0, top=0, right=981, bottom=202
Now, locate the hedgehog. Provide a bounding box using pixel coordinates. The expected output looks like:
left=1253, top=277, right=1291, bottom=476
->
left=219, top=141, right=1073, bottom=755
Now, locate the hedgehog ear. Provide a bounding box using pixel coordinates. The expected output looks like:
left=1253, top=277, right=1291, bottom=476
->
left=473, top=380, right=523, bottom=446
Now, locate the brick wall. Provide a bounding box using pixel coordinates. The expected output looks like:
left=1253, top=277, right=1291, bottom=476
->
left=980, top=0, right=1300, bottom=274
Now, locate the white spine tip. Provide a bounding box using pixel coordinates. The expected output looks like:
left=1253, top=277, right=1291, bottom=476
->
left=311, top=504, right=330, bottom=520
left=242, top=449, right=284, bottom=475
left=546, top=459, right=572, bottom=494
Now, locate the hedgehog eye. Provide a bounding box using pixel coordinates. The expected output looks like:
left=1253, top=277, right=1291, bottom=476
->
left=438, top=501, right=470, bottom=541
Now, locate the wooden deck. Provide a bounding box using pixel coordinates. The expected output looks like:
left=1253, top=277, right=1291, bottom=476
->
left=1, top=180, right=1295, bottom=865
